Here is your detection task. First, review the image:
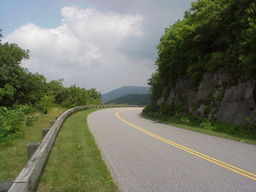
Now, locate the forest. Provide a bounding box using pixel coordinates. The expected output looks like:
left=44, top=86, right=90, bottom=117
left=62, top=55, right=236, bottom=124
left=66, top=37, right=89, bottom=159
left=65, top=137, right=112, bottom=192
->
left=0, top=30, right=101, bottom=146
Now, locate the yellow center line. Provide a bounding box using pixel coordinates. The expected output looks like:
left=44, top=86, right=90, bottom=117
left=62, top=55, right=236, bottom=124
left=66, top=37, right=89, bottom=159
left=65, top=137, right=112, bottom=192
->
left=115, top=109, right=256, bottom=181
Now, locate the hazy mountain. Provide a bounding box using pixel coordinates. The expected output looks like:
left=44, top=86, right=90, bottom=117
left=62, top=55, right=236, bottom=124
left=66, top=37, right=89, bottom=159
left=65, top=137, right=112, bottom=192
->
left=102, top=86, right=149, bottom=103
left=106, top=94, right=150, bottom=105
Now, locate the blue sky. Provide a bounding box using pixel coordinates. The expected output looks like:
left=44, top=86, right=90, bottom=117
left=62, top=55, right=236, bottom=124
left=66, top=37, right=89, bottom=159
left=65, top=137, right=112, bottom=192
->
left=0, top=0, right=91, bottom=35
left=1, top=0, right=194, bottom=93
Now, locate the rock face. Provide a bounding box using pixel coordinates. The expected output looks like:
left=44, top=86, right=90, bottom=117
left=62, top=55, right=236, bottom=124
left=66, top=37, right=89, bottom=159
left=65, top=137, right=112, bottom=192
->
left=157, top=73, right=256, bottom=124
left=217, top=81, right=256, bottom=124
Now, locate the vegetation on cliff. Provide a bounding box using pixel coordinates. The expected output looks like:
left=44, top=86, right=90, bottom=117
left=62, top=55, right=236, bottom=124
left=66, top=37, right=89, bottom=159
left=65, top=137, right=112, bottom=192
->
left=149, top=0, right=256, bottom=102
left=144, top=0, right=256, bottom=141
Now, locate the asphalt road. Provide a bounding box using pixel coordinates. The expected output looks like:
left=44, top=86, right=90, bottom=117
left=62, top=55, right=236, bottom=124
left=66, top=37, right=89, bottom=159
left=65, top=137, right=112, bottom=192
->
left=88, top=107, right=256, bottom=192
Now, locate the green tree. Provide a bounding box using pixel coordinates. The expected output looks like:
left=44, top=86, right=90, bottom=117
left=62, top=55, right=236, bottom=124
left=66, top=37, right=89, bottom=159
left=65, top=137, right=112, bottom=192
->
left=0, top=29, right=102, bottom=144
left=36, top=95, right=55, bottom=114
left=62, top=85, right=101, bottom=108
left=149, top=0, right=256, bottom=104
left=0, top=41, right=29, bottom=106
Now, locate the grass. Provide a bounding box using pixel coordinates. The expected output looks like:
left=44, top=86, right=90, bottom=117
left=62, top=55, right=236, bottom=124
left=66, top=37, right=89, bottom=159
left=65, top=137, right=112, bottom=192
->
left=0, top=107, right=65, bottom=181
left=35, top=109, right=119, bottom=192
left=142, top=113, right=256, bottom=145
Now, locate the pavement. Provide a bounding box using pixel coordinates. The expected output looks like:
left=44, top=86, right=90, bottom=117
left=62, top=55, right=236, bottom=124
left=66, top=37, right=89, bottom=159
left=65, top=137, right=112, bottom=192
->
left=87, top=107, right=256, bottom=192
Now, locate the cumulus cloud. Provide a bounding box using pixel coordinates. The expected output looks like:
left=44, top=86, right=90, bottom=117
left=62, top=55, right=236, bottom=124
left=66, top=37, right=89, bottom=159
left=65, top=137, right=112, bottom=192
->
left=86, top=0, right=194, bottom=60
left=4, top=7, right=152, bottom=92
left=4, top=0, right=194, bottom=93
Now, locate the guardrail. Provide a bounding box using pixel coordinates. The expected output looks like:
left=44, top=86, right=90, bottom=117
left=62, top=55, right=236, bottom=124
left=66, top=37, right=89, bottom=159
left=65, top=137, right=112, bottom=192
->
left=8, top=105, right=140, bottom=192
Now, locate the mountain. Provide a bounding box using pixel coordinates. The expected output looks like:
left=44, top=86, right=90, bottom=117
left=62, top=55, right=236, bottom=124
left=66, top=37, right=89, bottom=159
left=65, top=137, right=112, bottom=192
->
left=106, top=94, right=150, bottom=105
left=102, top=86, right=149, bottom=103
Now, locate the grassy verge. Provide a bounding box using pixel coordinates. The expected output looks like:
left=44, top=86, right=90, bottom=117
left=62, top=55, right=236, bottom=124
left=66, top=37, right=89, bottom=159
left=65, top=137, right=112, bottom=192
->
left=35, top=109, right=119, bottom=192
left=0, top=107, right=65, bottom=181
left=142, top=113, right=256, bottom=145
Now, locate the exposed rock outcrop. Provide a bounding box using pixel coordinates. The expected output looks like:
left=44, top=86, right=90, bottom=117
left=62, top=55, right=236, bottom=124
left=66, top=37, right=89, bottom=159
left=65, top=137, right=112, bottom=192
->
left=157, top=73, right=256, bottom=124
left=217, top=81, right=256, bottom=124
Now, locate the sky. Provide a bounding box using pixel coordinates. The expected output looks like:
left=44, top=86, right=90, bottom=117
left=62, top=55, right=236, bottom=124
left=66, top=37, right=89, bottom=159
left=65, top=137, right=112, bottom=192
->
left=0, top=0, right=194, bottom=93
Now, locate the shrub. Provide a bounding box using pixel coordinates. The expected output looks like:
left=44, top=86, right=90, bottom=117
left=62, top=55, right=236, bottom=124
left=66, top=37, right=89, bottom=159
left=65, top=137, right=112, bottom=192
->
left=25, top=115, right=39, bottom=126
left=0, top=105, right=36, bottom=146
left=0, top=107, right=24, bottom=146
left=36, top=95, right=54, bottom=114
left=200, top=119, right=215, bottom=130
left=180, top=116, right=190, bottom=124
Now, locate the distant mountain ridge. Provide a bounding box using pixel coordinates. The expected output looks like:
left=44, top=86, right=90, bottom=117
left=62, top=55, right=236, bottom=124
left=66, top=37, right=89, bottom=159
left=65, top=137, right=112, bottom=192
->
left=102, top=86, right=149, bottom=103
left=106, top=94, right=150, bottom=105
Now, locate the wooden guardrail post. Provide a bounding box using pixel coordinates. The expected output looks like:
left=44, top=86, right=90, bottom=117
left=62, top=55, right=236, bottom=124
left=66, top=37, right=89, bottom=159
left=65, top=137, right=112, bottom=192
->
left=49, top=120, right=55, bottom=127
left=0, top=180, right=13, bottom=192
left=41, top=128, right=50, bottom=139
left=27, top=142, right=40, bottom=160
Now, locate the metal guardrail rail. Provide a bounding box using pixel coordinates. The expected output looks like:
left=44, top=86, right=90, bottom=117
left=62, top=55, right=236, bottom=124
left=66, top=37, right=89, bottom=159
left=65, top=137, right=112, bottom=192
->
left=8, top=105, right=140, bottom=192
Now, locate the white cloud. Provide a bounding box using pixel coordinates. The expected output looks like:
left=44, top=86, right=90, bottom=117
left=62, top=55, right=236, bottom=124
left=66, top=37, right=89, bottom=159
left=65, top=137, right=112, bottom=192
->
left=4, top=7, right=152, bottom=92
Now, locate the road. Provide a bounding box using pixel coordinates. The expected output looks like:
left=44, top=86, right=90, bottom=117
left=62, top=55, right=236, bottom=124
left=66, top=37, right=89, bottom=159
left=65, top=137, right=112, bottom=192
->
left=88, top=107, right=256, bottom=192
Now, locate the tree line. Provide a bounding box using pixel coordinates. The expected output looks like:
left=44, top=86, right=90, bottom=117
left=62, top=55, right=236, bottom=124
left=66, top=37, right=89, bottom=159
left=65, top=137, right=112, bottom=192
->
left=0, top=30, right=101, bottom=145
left=143, top=0, right=256, bottom=139
left=149, top=0, right=256, bottom=102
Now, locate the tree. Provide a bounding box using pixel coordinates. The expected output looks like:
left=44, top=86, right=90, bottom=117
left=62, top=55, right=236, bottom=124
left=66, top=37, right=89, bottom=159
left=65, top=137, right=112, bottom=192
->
left=149, top=0, right=256, bottom=104
left=0, top=29, right=2, bottom=41
left=36, top=95, right=55, bottom=114
left=0, top=29, right=102, bottom=145
left=0, top=42, right=29, bottom=106
left=61, top=85, right=101, bottom=108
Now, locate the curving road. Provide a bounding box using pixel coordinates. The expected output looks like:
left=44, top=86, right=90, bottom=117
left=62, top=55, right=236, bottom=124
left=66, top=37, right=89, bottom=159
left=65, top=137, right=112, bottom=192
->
left=88, top=107, right=256, bottom=192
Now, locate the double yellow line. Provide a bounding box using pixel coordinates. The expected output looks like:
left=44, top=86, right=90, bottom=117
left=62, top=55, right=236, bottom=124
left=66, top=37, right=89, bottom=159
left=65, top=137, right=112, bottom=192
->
left=115, top=110, right=256, bottom=181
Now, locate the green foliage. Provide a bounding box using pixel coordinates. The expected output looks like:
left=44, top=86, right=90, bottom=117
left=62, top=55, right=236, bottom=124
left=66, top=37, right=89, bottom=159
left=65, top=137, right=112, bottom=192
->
left=0, top=107, right=65, bottom=181
left=180, top=116, right=191, bottom=125
left=45, top=79, right=66, bottom=104
left=145, top=0, right=256, bottom=139
left=20, top=72, right=47, bottom=105
left=0, top=107, right=24, bottom=143
left=0, top=42, right=29, bottom=106
left=0, top=105, right=37, bottom=146
left=149, top=0, right=256, bottom=103
left=0, top=30, right=102, bottom=144
left=25, top=115, right=39, bottom=126
left=0, top=84, right=15, bottom=102
left=44, top=80, right=101, bottom=108
left=200, top=119, right=215, bottom=130
left=0, top=33, right=101, bottom=110
left=142, top=104, right=159, bottom=117
left=36, top=95, right=55, bottom=114
left=61, top=86, right=101, bottom=108
left=143, top=107, right=256, bottom=140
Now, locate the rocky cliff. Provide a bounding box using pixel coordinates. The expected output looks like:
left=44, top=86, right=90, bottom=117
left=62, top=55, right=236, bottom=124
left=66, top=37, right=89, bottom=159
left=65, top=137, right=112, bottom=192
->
left=156, top=73, right=256, bottom=125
